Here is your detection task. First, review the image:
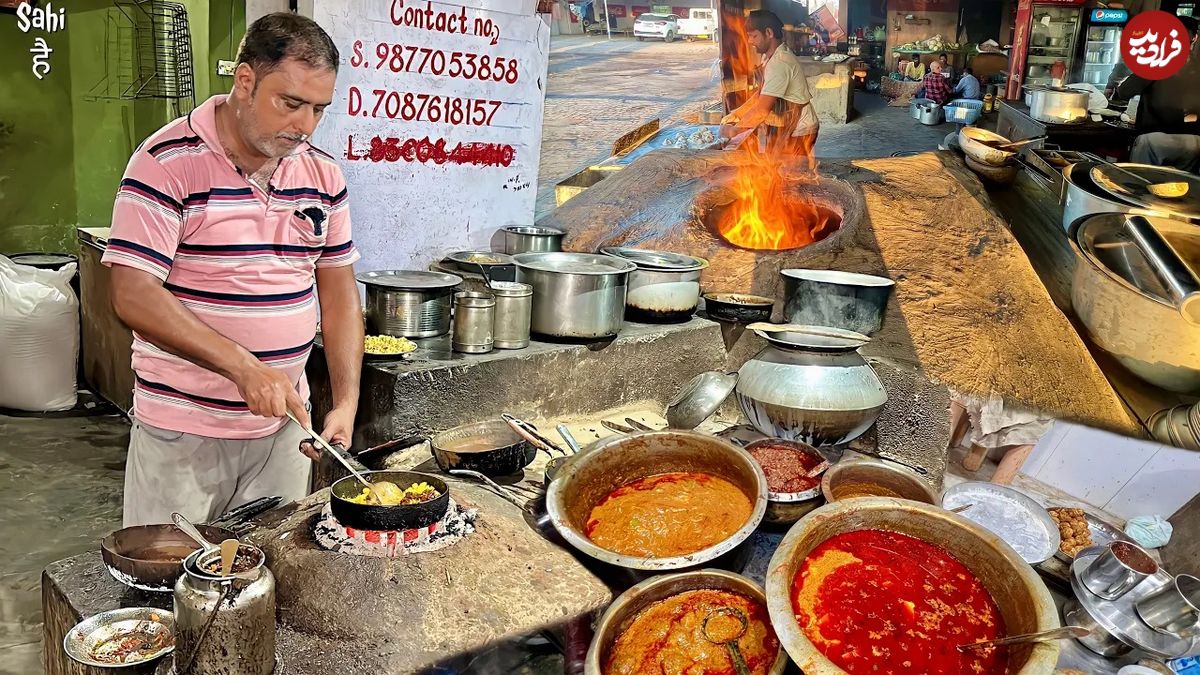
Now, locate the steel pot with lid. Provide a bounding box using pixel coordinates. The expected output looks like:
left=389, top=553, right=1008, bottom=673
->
left=1027, top=86, right=1090, bottom=124
left=358, top=270, right=462, bottom=338
left=514, top=252, right=636, bottom=339
left=599, top=247, right=708, bottom=323
left=1071, top=213, right=1200, bottom=393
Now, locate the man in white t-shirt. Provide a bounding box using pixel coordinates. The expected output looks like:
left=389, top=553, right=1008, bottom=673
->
left=721, top=10, right=820, bottom=164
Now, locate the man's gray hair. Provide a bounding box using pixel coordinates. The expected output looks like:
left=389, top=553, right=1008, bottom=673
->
left=236, top=13, right=339, bottom=75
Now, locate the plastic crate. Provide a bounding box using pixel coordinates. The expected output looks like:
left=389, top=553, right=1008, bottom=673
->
left=944, top=98, right=984, bottom=125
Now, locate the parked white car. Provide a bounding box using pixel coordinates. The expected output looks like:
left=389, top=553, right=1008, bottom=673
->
left=634, top=13, right=679, bottom=42
left=677, top=8, right=717, bottom=40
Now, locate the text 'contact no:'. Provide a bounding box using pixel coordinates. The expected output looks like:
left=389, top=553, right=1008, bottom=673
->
left=15, top=2, right=66, bottom=81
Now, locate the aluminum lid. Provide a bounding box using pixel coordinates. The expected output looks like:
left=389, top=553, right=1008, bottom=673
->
left=599, top=246, right=709, bottom=272
left=356, top=270, right=463, bottom=290
left=1090, top=163, right=1200, bottom=219
left=513, top=252, right=636, bottom=275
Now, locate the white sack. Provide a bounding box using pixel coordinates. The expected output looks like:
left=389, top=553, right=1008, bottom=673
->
left=0, top=255, right=79, bottom=411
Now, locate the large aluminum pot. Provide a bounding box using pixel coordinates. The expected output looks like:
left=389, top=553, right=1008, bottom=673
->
left=545, top=430, right=768, bottom=571
left=1071, top=213, right=1200, bottom=393
left=600, top=247, right=708, bottom=323
left=585, top=569, right=788, bottom=675
left=503, top=225, right=565, bottom=254
left=357, top=270, right=462, bottom=338
left=781, top=269, right=895, bottom=335
left=765, top=498, right=1061, bottom=674
left=514, top=252, right=636, bottom=339
left=735, top=328, right=886, bottom=446
left=1028, top=86, right=1089, bottom=124
left=1061, top=161, right=1165, bottom=233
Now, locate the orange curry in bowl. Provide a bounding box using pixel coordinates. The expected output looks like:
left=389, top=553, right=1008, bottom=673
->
left=585, top=472, right=754, bottom=558
left=605, top=589, right=779, bottom=675
left=792, top=529, right=1007, bottom=675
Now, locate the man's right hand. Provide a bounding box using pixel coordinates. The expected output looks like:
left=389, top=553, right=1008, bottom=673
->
left=232, top=360, right=310, bottom=429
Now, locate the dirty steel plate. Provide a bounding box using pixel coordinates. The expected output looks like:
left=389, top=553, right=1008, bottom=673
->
left=1071, top=548, right=1196, bottom=658
left=941, top=482, right=1060, bottom=564
left=64, top=607, right=175, bottom=668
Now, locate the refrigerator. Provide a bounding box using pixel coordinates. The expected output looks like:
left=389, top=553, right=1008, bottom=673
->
left=1023, top=4, right=1083, bottom=88
left=1075, top=8, right=1129, bottom=88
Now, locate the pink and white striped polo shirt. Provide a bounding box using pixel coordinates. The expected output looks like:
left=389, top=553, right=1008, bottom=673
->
left=103, top=95, right=359, bottom=439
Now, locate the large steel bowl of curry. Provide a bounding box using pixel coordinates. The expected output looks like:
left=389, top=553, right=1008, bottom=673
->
left=585, top=569, right=788, bottom=675
left=765, top=497, right=1061, bottom=674
left=545, top=430, right=768, bottom=571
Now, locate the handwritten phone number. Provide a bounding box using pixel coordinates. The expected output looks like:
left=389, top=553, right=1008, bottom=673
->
left=347, top=87, right=502, bottom=127
left=345, top=136, right=515, bottom=168
left=349, top=40, right=519, bottom=85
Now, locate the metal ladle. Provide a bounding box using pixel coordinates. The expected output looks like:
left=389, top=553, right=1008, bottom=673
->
left=702, top=607, right=752, bottom=675
left=172, top=512, right=219, bottom=556
left=284, top=411, right=402, bottom=503
left=957, top=625, right=1090, bottom=652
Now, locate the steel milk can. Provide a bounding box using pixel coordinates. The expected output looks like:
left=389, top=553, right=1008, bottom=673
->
left=173, top=544, right=276, bottom=675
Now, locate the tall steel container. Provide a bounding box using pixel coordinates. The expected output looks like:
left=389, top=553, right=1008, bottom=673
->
left=173, top=545, right=275, bottom=675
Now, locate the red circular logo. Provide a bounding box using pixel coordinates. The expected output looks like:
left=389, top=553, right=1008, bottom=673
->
left=1122, top=11, right=1192, bottom=80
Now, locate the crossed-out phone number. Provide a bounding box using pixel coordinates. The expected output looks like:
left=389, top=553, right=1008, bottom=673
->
left=348, top=87, right=502, bottom=126
left=348, top=40, right=519, bottom=84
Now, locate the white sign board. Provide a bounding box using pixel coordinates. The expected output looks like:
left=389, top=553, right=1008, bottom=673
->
left=312, top=0, right=550, bottom=272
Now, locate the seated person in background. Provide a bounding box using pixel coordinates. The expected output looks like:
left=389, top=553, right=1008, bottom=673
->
left=954, top=67, right=981, bottom=100
left=917, top=60, right=953, bottom=104
left=904, top=58, right=925, bottom=81
left=1116, top=15, right=1200, bottom=172
left=938, top=52, right=954, bottom=80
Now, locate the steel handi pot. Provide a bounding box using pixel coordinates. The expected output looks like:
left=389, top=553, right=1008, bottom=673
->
left=1071, top=213, right=1200, bottom=393
left=545, top=430, right=767, bottom=571
left=585, top=569, right=788, bottom=675
left=174, top=544, right=275, bottom=675
left=514, top=252, right=636, bottom=339
left=600, top=247, right=707, bottom=323
left=357, top=270, right=463, bottom=338
left=765, top=498, right=1061, bottom=674
left=503, top=226, right=565, bottom=254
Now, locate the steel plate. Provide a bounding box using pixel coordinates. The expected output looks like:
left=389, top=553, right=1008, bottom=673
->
left=598, top=247, right=708, bottom=271
left=446, top=251, right=515, bottom=269
left=355, top=270, right=463, bottom=290
left=64, top=607, right=175, bottom=668
left=941, top=481, right=1060, bottom=564
left=1070, top=548, right=1196, bottom=658
left=1090, top=163, right=1200, bottom=218
left=1052, top=508, right=1133, bottom=563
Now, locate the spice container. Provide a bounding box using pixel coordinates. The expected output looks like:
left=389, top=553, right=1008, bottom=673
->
left=489, top=281, right=533, bottom=349
left=452, top=291, right=496, bottom=354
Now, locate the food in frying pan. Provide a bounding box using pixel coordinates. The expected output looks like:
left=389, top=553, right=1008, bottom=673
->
left=585, top=472, right=753, bottom=558
left=346, top=481, right=440, bottom=506
left=364, top=335, right=417, bottom=355
left=1049, top=507, right=1093, bottom=558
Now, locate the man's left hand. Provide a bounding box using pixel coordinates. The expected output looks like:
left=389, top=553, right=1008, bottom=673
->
left=299, top=406, right=356, bottom=461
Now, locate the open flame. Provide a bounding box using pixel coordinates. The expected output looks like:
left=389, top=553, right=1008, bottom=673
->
left=714, top=11, right=837, bottom=251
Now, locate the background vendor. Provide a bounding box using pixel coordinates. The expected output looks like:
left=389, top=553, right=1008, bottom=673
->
left=720, top=10, right=820, bottom=163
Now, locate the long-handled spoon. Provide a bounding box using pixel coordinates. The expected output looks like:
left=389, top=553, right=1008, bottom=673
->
left=285, top=411, right=402, bottom=503
left=957, top=626, right=1090, bottom=652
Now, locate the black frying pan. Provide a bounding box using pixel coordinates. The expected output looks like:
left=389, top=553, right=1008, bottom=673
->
left=703, top=293, right=775, bottom=323
left=430, top=419, right=536, bottom=477
left=101, top=524, right=237, bottom=592
left=329, top=470, right=450, bottom=530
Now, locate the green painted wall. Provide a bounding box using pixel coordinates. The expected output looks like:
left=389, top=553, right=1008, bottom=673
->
left=0, top=1, right=244, bottom=254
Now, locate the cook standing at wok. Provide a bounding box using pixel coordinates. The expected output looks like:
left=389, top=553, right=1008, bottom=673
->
left=104, top=14, right=363, bottom=526
left=720, top=9, right=820, bottom=165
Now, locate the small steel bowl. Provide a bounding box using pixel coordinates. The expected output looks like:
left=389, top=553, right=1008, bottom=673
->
left=821, top=458, right=938, bottom=504
left=666, top=371, right=738, bottom=429
left=744, top=438, right=827, bottom=525
left=585, top=569, right=787, bottom=675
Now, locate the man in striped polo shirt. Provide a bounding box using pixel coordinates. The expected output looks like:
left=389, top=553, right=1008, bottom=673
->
left=104, top=14, right=364, bottom=526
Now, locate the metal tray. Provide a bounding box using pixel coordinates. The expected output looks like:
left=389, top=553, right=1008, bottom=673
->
left=1070, top=548, right=1196, bottom=658
left=1024, top=148, right=1100, bottom=194
left=64, top=607, right=175, bottom=668
left=1051, top=508, right=1133, bottom=563
left=941, top=482, right=1060, bottom=564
